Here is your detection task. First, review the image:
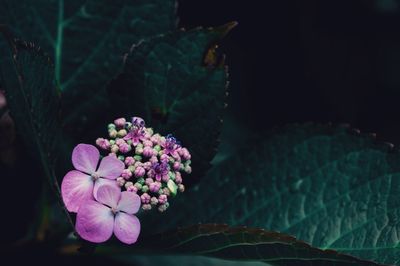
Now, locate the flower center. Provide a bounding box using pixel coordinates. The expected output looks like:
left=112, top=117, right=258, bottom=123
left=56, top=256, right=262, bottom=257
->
left=111, top=207, right=119, bottom=214
left=91, top=172, right=100, bottom=180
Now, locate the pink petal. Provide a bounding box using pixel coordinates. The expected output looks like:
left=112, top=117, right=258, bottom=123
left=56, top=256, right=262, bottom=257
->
left=97, top=155, right=125, bottom=180
left=117, top=191, right=141, bottom=214
left=96, top=184, right=121, bottom=209
left=61, top=170, right=93, bottom=213
left=114, top=213, right=140, bottom=244
left=75, top=200, right=114, bottom=243
left=72, top=144, right=100, bottom=174
left=93, top=178, right=120, bottom=201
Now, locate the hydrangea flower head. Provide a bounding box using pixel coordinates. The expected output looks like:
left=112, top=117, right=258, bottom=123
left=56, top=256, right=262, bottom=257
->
left=61, top=144, right=124, bottom=213
left=97, top=116, right=192, bottom=212
left=76, top=185, right=141, bottom=244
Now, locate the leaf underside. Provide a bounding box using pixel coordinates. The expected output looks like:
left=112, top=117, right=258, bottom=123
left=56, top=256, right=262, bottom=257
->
left=108, top=23, right=236, bottom=185
left=100, top=224, right=380, bottom=266
left=140, top=123, right=400, bottom=265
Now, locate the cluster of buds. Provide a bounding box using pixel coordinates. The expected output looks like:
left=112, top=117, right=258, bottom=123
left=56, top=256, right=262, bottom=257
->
left=95, top=117, right=192, bottom=212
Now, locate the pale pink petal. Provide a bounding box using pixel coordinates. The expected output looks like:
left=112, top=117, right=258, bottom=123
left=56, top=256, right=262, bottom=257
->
left=61, top=170, right=93, bottom=213
left=72, top=144, right=100, bottom=174
left=97, top=155, right=124, bottom=179
left=93, top=178, right=120, bottom=201
left=75, top=200, right=114, bottom=243
left=117, top=191, right=141, bottom=214
left=114, top=213, right=141, bottom=244
left=96, top=184, right=121, bottom=209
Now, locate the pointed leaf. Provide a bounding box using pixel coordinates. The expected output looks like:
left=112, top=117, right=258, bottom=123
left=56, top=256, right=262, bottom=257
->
left=98, top=224, right=379, bottom=266
left=0, top=0, right=177, bottom=138
left=141, top=124, right=400, bottom=265
left=108, top=23, right=237, bottom=184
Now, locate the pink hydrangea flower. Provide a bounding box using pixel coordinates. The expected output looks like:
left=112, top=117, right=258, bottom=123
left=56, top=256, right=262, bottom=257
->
left=76, top=185, right=141, bottom=244
left=61, top=144, right=124, bottom=213
left=161, top=134, right=180, bottom=156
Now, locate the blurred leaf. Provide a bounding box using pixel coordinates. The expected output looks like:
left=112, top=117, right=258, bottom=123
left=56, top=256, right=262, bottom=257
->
left=108, top=22, right=236, bottom=184
left=0, top=0, right=178, bottom=138
left=99, top=224, right=379, bottom=266
left=141, top=123, right=400, bottom=265
left=0, top=28, right=73, bottom=234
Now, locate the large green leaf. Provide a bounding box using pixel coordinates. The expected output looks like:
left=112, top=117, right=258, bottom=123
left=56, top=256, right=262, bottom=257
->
left=0, top=0, right=177, bottom=137
left=140, top=124, right=400, bottom=265
left=98, top=224, right=379, bottom=266
left=0, top=28, right=73, bottom=233
left=108, top=23, right=236, bottom=184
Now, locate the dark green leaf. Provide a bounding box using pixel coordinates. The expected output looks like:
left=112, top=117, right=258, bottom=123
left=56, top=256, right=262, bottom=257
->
left=141, top=124, right=400, bottom=265
left=99, top=224, right=379, bottom=266
left=0, top=0, right=177, bottom=137
left=0, top=27, right=73, bottom=232
left=108, top=22, right=237, bottom=184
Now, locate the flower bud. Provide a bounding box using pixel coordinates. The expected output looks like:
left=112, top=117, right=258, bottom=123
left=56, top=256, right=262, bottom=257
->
left=133, top=155, right=142, bottom=162
left=175, top=171, right=182, bottom=184
left=96, top=138, right=111, bottom=150
left=158, top=204, right=168, bottom=212
left=173, top=161, right=181, bottom=171
left=145, top=178, right=154, bottom=186
left=127, top=185, right=137, bottom=193
left=111, top=144, right=119, bottom=153
left=124, top=181, right=133, bottom=189
left=160, top=154, right=170, bottom=163
left=150, top=197, right=158, bottom=205
left=117, top=129, right=127, bottom=138
left=158, top=194, right=168, bottom=204
left=149, top=182, right=161, bottom=193
left=141, top=193, right=151, bottom=204
left=121, top=169, right=132, bottom=179
left=143, top=139, right=153, bottom=147
left=114, top=118, right=126, bottom=127
left=124, top=156, right=135, bottom=166
left=109, top=129, right=118, bottom=138
left=108, top=123, right=116, bottom=130
left=116, top=177, right=125, bottom=187
left=178, top=184, right=185, bottom=192
left=143, top=146, right=154, bottom=157
left=184, top=165, right=192, bottom=174
left=134, top=166, right=145, bottom=177
left=142, top=204, right=152, bottom=210
left=141, top=185, right=149, bottom=193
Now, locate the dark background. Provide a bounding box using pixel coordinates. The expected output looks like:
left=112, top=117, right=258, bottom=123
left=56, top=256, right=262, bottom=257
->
left=5, top=0, right=400, bottom=264
left=180, top=0, right=400, bottom=144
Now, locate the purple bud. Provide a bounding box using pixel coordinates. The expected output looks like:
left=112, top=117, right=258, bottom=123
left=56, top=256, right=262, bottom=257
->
left=158, top=194, right=168, bottom=204
left=141, top=193, right=151, bottom=204
left=149, top=182, right=161, bottom=193
left=143, top=146, right=154, bottom=157
left=143, top=161, right=152, bottom=170
left=114, top=117, right=126, bottom=127
left=150, top=156, right=158, bottom=164
left=143, top=140, right=153, bottom=147
left=124, top=156, right=135, bottom=166
left=127, top=185, right=138, bottom=193
left=96, top=138, right=111, bottom=150
left=160, top=154, right=170, bottom=163
left=175, top=171, right=182, bottom=184
left=116, top=177, right=125, bottom=187
left=119, top=143, right=131, bottom=153
left=134, top=166, right=146, bottom=178
left=145, top=178, right=154, bottom=186
left=121, top=169, right=132, bottom=179
left=173, top=161, right=181, bottom=171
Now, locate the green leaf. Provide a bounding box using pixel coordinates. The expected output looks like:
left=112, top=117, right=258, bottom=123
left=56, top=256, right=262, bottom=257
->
left=0, top=27, right=73, bottom=233
left=99, top=224, right=379, bottom=266
left=0, top=0, right=177, bottom=137
left=140, top=124, right=400, bottom=265
left=108, top=22, right=237, bottom=184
